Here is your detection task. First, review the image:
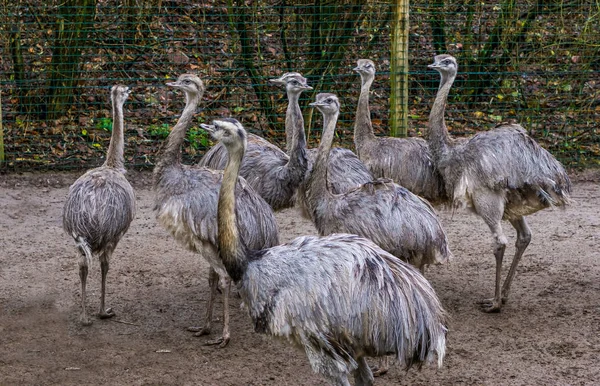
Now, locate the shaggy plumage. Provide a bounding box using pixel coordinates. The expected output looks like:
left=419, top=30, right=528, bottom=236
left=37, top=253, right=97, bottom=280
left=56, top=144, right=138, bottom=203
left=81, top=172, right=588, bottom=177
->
left=153, top=75, right=279, bottom=346
left=427, top=54, right=572, bottom=312
left=268, top=73, right=373, bottom=217
left=353, top=59, right=446, bottom=205
left=200, top=118, right=447, bottom=386
left=305, top=93, right=452, bottom=271
left=197, top=73, right=310, bottom=211
left=63, top=85, right=136, bottom=326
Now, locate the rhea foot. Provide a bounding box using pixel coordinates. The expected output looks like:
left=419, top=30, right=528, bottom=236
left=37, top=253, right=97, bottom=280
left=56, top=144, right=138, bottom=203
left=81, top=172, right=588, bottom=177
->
left=98, top=307, right=116, bottom=319
left=204, top=335, right=230, bottom=348
left=187, top=326, right=211, bottom=337
left=371, top=366, right=388, bottom=377
left=477, top=298, right=503, bottom=313
left=80, top=315, right=93, bottom=326
left=370, top=357, right=389, bottom=377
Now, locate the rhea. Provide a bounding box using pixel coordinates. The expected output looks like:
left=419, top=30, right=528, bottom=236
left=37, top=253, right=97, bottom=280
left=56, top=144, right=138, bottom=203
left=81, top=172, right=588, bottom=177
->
left=305, top=93, right=452, bottom=272
left=427, top=54, right=572, bottom=312
left=200, top=118, right=447, bottom=386
left=353, top=59, right=446, bottom=204
left=153, top=74, right=279, bottom=346
left=198, top=75, right=310, bottom=211
left=63, top=85, right=136, bottom=326
left=267, top=72, right=373, bottom=217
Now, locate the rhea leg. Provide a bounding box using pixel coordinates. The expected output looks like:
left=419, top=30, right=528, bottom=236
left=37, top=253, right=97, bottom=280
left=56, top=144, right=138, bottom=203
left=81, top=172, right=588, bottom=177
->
left=473, top=192, right=508, bottom=313
left=501, top=217, right=532, bottom=302
left=354, top=357, right=374, bottom=386
left=78, top=257, right=91, bottom=326
left=204, top=275, right=231, bottom=348
left=98, top=251, right=116, bottom=319
left=188, top=267, right=218, bottom=336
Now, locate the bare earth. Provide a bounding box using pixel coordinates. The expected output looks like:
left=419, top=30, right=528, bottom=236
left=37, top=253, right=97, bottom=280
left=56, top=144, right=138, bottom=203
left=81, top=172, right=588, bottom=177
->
left=1, top=171, right=599, bottom=386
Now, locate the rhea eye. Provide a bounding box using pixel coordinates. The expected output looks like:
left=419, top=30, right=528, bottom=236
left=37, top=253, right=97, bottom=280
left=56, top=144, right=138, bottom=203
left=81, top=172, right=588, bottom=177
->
left=183, top=79, right=191, bottom=84
left=291, top=80, right=299, bottom=85
left=442, top=60, right=450, bottom=65
left=325, top=98, right=333, bottom=103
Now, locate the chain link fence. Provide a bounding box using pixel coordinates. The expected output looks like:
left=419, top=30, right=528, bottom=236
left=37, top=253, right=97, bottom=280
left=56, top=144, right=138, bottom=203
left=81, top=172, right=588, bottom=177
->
left=0, top=0, right=598, bottom=171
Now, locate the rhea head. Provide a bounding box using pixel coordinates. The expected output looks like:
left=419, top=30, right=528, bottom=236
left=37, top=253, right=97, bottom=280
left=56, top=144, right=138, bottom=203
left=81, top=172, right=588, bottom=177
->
left=110, top=84, right=131, bottom=105
left=200, top=118, right=247, bottom=153
left=309, top=93, right=340, bottom=116
left=269, top=72, right=312, bottom=93
left=353, top=59, right=376, bottom=79
left=166, top=73, right=205, bottom=97
left=428, top=54, right=458, bottom=76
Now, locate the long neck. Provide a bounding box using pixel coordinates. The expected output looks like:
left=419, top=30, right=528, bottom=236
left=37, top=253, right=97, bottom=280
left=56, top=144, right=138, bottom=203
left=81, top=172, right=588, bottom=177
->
left=427, top=71, right=455, bottom=160
left=285, top=91, right=308, bottom=181
left=354, top=74, right=376, bottom=153
left=307, top=110, right=338, bottom=203
left=217, top=141, right=249, bottom=283
left=104, top=100, right=125, bottom=170
left=157, top=92, right=200, bottom=170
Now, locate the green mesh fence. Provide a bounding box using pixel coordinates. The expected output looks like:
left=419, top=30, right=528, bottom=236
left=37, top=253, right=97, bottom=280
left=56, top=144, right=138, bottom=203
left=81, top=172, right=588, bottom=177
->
left=0, top=0, right=598, bottom=171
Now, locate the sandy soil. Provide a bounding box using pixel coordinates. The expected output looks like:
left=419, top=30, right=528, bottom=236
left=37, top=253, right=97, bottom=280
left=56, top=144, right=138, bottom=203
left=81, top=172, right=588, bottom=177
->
left=1, top=171, right=599, bottom=386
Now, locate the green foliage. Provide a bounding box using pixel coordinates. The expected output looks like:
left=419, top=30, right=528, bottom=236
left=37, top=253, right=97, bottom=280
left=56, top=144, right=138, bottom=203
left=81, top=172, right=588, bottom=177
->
left=187, top=127, right=211, bottom=150
left=96, top=117, right=112, bottom=132
left=148, top=123, right=171, bottom=139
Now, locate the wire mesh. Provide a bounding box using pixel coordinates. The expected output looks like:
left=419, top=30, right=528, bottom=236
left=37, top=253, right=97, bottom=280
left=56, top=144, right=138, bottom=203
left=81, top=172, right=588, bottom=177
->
left=0, top=0, right=598, bottom=171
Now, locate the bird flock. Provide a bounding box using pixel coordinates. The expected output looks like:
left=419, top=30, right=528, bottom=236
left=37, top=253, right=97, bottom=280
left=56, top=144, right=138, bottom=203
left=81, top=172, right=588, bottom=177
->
left=62, top=54, right=571, bottom=385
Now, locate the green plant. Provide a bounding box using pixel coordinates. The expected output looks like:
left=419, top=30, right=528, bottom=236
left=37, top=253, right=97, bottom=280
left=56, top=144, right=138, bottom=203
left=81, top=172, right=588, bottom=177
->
left=96, top=117, right=112, bottom=131
left=187, top=127, right=211, bottom=150
left=148, top=123, right=171, bottom=138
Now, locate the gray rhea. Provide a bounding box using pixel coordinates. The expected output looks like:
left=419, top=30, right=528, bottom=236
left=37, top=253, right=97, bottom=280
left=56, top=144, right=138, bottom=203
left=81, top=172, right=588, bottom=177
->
left=197, top=74, right=309, bottom=211
left=200, top=118, right=447, bottom=386
left=306, top=93, right=453, bottom=271
left=152, top=74, right=279, bottom=347
left=62, top=85, right=136, bottom=326
left=427, top=54, right=572, bottom=312
left=353, top=59, right=446, bottom=205
left=267, top=73, right=373, bottom=217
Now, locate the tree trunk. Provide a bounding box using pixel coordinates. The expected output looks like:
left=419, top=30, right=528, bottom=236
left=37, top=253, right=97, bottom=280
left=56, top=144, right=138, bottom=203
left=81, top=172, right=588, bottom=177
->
left=389, top=0, right=409, bottom=137
left=430, top=0, right=446, bottom=54
left=0, top=90, right=4, bottom=166
left=46, top=0, right=97, bottom=121
left=9, top=22, right=29, bottom=115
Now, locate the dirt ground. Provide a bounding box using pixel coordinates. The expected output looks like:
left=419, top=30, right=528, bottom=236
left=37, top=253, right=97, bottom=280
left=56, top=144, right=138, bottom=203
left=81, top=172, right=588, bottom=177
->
left=1, top=171, right=599, bottom=386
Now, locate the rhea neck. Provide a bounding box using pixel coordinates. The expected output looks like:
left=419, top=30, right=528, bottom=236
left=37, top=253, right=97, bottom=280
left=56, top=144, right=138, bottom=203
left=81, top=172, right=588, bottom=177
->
left=104, top=98, right=126, bottom=171
left=217, top=136, right=249, bottom=283
left=285, top=90, right=308, bottom=178
left=158, top=90, right=201, bottom=169
left=308, top=108, right=339, bottom=202
left=354, top=72, right=376, bottom=153
left=427, top=69, right=456, bottom=161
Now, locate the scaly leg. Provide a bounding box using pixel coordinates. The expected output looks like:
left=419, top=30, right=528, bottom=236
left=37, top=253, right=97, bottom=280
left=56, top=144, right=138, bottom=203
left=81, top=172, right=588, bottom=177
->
left=473, top=192, right=508, bottom=313
left=354, top=357, right=374, bottom=386
left=79, top=260, right=91, bottom=326
left=205, top=275, right=231, bottom=348
left=98, top=252, right=115, bottom=319
left=501, top=217, right=532, bottom=303
left=188, top=267, right=218, bottom=336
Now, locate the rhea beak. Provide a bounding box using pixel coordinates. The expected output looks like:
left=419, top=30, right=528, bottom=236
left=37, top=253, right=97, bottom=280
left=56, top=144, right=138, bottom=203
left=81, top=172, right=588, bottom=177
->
left=309, top=101, right=325, bottom=107
left=269, top=78, right=286, bottom=85
left=166, top=81, right=178, bottom=87
left=200, top=123, right=215, bottom=133
left=302, top=85, right=313, bottom=90
left=353, top=66, right=361, bottom=72
left=427, top=63, right=439, bottom=69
